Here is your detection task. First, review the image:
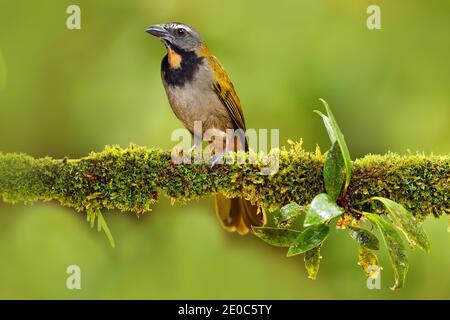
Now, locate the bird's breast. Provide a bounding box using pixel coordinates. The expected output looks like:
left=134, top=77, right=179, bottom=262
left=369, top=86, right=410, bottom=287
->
left=161, top=60, right=234, bottom=134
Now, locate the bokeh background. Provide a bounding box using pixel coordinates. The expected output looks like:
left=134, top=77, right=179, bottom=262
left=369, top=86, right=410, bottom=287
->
left=0, top=0, right=449, bottom=299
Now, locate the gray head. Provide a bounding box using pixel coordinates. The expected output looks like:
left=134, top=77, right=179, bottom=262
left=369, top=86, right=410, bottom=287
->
left=145, top=22, right=203, bottom=53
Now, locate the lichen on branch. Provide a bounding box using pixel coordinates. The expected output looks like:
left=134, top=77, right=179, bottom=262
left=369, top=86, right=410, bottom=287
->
left=0, top=143, right=448, bottom=220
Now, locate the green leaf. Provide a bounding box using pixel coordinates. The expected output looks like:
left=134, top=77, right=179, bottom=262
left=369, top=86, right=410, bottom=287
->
left=371, top=197, right=430, bottom=253
left=274, top=203, right=305, bottom=229
left=287, top=224, right=330, bottom=257
left=279, top=203, right=303, bottom=222
left=97, top=211, right=115, bottom=248
left=365, top=213, right=408, bottom=290
left=358, top=245, right=381, bottom=278
left=323, top=142, right=345, bottom=201
left=252, top=227, right=301, bottom=247
left=313, top=110, right=336, bottom=143
left=87, top=210, right=96, bottom=228
left=304, top=245, right=321, bottom=280
left=348, top=226, right=380, bottom=250
left=316, top=99, right=352, bottom=192
left=304, top=193, right=344, bottom=227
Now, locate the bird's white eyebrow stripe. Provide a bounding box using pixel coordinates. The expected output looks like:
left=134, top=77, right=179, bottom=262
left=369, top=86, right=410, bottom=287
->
left=169, top=23, right=190, bottom=32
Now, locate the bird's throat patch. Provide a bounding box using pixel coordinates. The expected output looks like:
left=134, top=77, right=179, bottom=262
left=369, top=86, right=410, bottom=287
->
left=167, top=47, right=182, bottom=69
left=161, top=47, right=203, bottom=87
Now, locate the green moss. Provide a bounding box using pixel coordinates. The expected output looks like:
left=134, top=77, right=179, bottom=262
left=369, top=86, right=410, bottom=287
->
left=0, top=144, right=448, bottom=221
left=349, top=153, right=450, bottom=220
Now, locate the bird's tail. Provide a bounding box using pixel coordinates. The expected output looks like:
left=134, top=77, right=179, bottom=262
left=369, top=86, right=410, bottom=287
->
left=215, top=193, right=266, bottom=235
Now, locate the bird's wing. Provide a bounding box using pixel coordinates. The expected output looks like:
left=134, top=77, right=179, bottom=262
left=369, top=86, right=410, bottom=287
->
left=206, top=55, right=246, bottom=131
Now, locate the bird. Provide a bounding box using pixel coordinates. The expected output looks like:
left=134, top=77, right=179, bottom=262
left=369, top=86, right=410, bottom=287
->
left=145, top=22, right=266, bottom=234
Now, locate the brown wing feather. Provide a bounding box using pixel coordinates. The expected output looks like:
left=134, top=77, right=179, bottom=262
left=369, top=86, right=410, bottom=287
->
left=203, top=51, right=266, bottom=234
left=206, top=55, right=246, bottom=131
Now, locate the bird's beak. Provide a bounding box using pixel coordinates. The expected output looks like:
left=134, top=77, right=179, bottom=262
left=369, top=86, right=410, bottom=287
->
left=145, top=24, right=170, bottom=41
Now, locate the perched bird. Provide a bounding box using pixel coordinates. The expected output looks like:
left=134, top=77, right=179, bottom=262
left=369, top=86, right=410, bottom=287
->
left=145, top=22, right=266, bottom=234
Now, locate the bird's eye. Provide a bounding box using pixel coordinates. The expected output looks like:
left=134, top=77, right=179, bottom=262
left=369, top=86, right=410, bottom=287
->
left=176, top=28, right=186, bottom=36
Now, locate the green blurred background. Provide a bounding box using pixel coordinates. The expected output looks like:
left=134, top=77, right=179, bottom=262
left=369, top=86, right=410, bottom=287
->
left=0, top=0, right=449, bottom=299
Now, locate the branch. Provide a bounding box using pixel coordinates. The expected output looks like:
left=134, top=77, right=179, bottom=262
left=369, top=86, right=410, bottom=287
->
left=0, top=143, right=448, bottom=220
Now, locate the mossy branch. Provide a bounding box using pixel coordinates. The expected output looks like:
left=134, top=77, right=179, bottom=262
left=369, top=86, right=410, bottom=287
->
left=0, top=144, right=448, bottom=221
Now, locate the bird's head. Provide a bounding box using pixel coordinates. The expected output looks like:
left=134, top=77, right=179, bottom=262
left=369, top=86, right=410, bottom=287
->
left=146, top=22, right=203, bottom=54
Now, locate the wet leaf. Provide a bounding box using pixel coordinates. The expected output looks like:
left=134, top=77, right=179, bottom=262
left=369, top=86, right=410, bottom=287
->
left=279, top=203, right=303, bottom=222
left=372, top=197, right=430, bottom=252
left=252, top=227, right=300, bottom=247
left=304, top=193, right=344, bottom=227
left=323, top=142, right=345, bottom=202
left=348, top=226, right=380, bottom=250
left=287, top=224, right=330, bottom=257
left=358, top=245, right=381, bottom=278
left=304, top=245, right=321, bottom=280
left=314, top=111, right=336, bottom=143
left=315, top=99, right=352, bottom=192
left=365, top=213, right=408, bottom=290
